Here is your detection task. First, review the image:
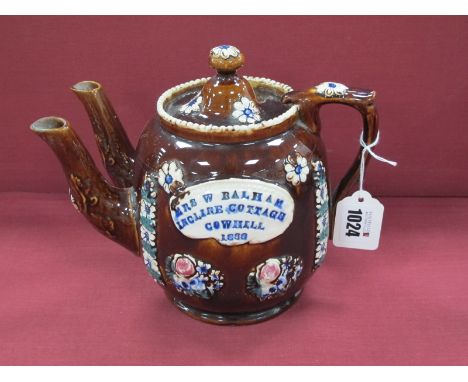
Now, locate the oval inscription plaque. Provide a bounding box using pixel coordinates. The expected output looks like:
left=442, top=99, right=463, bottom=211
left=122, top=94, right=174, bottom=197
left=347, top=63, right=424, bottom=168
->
left=169, top=178, right=294, bottom=246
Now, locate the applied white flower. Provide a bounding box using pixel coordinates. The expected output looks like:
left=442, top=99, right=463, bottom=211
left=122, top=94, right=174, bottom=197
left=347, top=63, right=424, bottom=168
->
left=180, top=96, right=202, bottom=114
left=158, top=161, right=184, bottom=194
left=211, top=45, right=240, bottom=60
left=232, top=97, right=261, bottom=124
left=284, top=153, right=310, bottom=186
left=140, top=225, right=155, bottom=246
left=140, top=199, right=155, bottom=220
left=316, top=82, right=348, bottom=98
left=143, top=250, right=159, bottom=272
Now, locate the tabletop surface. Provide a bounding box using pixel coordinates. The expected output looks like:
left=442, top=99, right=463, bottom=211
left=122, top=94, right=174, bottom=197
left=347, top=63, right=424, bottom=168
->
left=0, top=193, right=467, bottom=365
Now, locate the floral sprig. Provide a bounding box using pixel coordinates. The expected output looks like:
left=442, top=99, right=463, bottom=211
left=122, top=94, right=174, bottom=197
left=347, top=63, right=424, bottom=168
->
left=232, top=97, right=261, bottom=124
left=315, top=82, right=348, bottom=98
left=284, top=153, right=310, bottom=186
left=311, top=160, right=329, bottom=266
left=210, top=45, right=240, bottom=60
left=180, top=95, right=202, bottom=115
left=166, top=254, right=224, bottom=299
left=247, top=256, right=303, bottom=301
left=158, top=161, right=184, bottom=194
left=139, top=172, right=164, bottom=285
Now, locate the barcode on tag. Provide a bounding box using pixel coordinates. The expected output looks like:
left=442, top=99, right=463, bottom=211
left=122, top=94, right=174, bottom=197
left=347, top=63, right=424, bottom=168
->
left=333, top=190, right=384, bottom=250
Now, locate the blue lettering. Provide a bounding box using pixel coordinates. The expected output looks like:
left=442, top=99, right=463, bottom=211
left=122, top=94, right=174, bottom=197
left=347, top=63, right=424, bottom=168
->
left=203, top=193, right=213, bottom=203
left=221, top=232, right=248, bottom=242
left=274, top=198, right=284, bottom=209
left=221, top=220, right=232, bottom=229
left=252, top=192, right=262, bottom=202
left=233, top=220, right=242, bottom=229
left=173, top=187, right=289, bottom=237
left=176, top=220, right=186, bottom=230
left=246, top=205, right=256, bottom=214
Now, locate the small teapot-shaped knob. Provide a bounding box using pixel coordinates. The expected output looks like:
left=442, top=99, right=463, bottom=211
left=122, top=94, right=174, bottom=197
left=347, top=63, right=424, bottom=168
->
left=198, top=45, right=261, bottom=122
left=209, top=45, right=245, bottom=73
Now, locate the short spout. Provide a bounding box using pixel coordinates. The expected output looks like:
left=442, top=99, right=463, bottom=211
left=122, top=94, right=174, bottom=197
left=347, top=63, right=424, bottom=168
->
left=71, top=81, right=135, bottom=188
left=31, top=117, right=139, bottom=253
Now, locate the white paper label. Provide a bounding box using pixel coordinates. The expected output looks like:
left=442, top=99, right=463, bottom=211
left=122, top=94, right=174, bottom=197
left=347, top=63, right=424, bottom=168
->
left=169, top=178, right=294, bottom=246
left=333, top=190, right=384, bottom=250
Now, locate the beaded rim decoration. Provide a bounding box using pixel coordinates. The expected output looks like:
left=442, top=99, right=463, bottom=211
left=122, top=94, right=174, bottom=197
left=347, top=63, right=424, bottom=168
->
left=156, top=76, right=300, bottom=133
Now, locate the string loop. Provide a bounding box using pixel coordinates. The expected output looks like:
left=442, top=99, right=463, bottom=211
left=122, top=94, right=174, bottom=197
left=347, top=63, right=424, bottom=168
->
left=359, top=131, right=397, bottom=191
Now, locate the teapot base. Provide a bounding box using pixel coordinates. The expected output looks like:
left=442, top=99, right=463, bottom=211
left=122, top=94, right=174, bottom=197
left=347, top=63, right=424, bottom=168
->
left=169, top=289, right=303, bottom=325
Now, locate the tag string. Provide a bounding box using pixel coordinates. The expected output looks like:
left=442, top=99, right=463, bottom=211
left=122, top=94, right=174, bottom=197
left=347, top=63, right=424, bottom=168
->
left=359, top=131, right=397, bottom=191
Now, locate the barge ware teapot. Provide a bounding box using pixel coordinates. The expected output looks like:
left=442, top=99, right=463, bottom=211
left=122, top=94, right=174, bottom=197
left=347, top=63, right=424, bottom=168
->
left=31, top=45, right=378, bottom=325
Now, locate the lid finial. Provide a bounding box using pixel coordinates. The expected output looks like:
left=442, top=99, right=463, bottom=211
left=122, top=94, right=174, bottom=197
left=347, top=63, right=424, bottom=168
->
left=209, top=45, right=245, bottom=73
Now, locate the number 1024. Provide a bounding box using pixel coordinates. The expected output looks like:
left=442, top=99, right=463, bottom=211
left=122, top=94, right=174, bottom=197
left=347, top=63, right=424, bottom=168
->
left=345, top=209, right=362, bottom=237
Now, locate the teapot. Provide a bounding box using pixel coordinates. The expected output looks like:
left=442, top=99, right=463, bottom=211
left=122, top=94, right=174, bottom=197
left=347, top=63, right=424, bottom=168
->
left=31, top=45, right=378, bottom=324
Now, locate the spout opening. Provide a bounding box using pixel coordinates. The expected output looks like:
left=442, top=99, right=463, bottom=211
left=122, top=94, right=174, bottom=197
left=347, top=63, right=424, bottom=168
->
left=30, top=116, right=68, bottom=132
left=72, top=80, right=101, bottom=93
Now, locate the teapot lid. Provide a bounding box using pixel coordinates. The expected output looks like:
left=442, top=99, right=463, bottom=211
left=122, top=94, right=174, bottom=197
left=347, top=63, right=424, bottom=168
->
left=157, top=45, right=299, bottom=140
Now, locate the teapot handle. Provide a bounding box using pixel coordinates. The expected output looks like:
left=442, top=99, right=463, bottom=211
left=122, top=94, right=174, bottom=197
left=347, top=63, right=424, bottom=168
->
left=283, top=82, right=378, bottom=233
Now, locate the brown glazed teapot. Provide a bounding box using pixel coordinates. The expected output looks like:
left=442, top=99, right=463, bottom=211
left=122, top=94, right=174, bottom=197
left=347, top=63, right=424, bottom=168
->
left=31, top=45, right=378, bottom=324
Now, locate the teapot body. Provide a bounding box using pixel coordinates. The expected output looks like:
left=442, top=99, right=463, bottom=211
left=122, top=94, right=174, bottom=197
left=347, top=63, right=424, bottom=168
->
left=31, top=45, right=378, bottom=325
left=134, top=116, right=330, bottom=323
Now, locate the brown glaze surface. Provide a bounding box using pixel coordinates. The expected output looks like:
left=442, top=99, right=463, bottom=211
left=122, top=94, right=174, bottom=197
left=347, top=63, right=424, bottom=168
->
left=165, top=82, right=292, bottom=132
left=135, top=115, right=325, bottom=314
left=72, top=81, right=136, bottom=188
left=30, top=117, right=139, bottom=253
left=30, top=46, right=379, bottom=324
left=283, top=86, right=379, bottom=232
left=199, top=74, right=259, bottom=118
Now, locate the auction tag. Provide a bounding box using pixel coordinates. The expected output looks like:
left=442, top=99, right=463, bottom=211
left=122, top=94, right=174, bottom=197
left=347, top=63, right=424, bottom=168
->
left=333, top=190, right=384, bottom=250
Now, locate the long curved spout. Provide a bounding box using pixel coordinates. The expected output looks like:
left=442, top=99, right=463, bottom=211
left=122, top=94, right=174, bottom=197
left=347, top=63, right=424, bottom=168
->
left=31, top=117, right=139, bottom=254
left=71, top=81, right=135, bottom=188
